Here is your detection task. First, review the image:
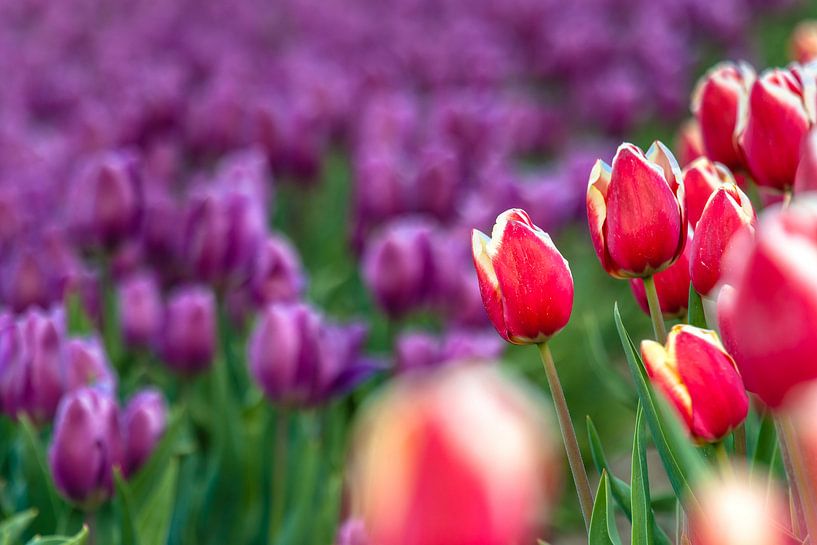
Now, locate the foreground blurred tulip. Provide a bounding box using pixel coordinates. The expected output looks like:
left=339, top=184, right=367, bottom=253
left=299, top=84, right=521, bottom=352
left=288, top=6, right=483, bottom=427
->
left=49, top=387, right=122, bottom=507
left=122, top=389, right=167, bottom=477
left=630, top=231, right=692, bottom=319
left=117, top=273, right=162, bottom=348
left=738, top=65, right=816, bottom=191
left=689, top=474, right=796, bottom=545
left=786, top=382, right=817, bottom=533
left=641, top=325, right=748, bottom=442
left=586, top=142, right=686, bottom=279
left=675, top=119, right=704, bottom=167
left=690, top=184, right=755, bottom=297
left=62, top=336, right=116, bottom=394
left=471, top=209, right=573, bottom=344
left=683, top=157, right=734, bottom=228
left=692, top=62, right=755, bottom=171
left=335, top=519, right=368, bottom=545
left=349, top=364, right=558, bottom=545
left=795, top=128, right=817, bottom=194
left=718, top=199, right=817, bottom=408
left=790, top=21, right=817, bottom=64
left=157, top=286, right=216, bottom=374
left=248, top=303, right=377, bottom=407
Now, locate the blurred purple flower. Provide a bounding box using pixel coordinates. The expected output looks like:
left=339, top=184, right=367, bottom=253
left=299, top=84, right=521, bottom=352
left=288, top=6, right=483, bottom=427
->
left=122, top=388, right=167, bottom=477
left=62, top=336, right=117, bottom=395
left=117, top=272, right=162, bottom=348
left=394, top=328, right=504, bottom=373
left=157, top=285, right=216, bottom=375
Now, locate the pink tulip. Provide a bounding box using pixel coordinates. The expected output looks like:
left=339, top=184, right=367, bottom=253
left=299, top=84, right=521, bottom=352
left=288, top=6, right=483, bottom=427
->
left=683, top=157, right=735, bottom=228
left=674, top=119, right=704, bottom=167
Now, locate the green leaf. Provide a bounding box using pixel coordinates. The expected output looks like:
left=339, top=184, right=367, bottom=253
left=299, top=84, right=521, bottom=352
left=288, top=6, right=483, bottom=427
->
left=24, top=525, right=88, bottom=545
left=0, top=509, right=38, bottom=545
left=613, top=303, right=706, bottom=506
left=584, top=315, right=637, bottom=408
left=589, top=472, right=622, bottom=545
left=128, top=410, right=185, bottom=509
left=631, top=406, right=654, bottom=545
left=686, top=285, right=707, bottom=329
left=134, top=459, right=179, bottom=545
left=65, top=292, right=94, bottom=336
left=113, top=471, right=138, bottom=545
left=18, top=417, right=62, bottom=532
left=752, top=410, right=778, bottom=470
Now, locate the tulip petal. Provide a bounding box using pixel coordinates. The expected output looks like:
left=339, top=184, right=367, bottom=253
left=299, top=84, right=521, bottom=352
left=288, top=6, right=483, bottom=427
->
left=471, top=229, right=509, bottom=342
left=587, top=160, right=617, bottom=275
left=646, top=140, right=683, bottom=193
left=640, top=340, right=694, bottom=431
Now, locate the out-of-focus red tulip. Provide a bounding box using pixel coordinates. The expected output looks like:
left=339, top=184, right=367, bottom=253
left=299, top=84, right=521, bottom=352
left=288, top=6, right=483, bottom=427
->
left=641, top=325, right=748, bottom=442
left=690, top=184, right=756, bottom=297
left=630, top=229, right=692, bottom=318
left=692, top=62, right=755, bottom=171
left=349, top=364, right=559, bottom=545
left=787, top=381, right=817, bottom=516
left=738, top=65, right=817, bottom=191
left=790, top=21, right=817, bottom=64
left=472, top=209, right=573, bottom=344
left=689, top=474, right=797, bottom=545
left=795, top=128, right=817, bottom=194
left=586, top=142, right=686, bottom=279
left=675, top=118, right=704, bottom=167
left=717, top=198, right=817, bottom=408
left=683, top=157, right=735, bottom=228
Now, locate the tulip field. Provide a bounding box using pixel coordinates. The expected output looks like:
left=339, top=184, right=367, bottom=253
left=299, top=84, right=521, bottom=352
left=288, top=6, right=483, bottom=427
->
left=4, top=1, right=817, bottom=544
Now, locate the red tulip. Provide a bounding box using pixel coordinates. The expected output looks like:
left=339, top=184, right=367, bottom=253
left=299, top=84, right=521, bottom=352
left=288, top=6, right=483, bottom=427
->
left=683, top=157, right=735, bottom=228
left=690, top=183, right=756, bottom=297
left=349, top=364, right=559, bottom=545
left=692, top=62, right=755, bottom=171
left=795, top=127, right=817, bottom=194
left=641, top=325, right=748, bottom=442
left=787, top=381, right=817, bottom=516
left=472, top=209, right=573, bottom=344
left=790, top=21, right=817, bottom=64
left=629, top=229, right=692, bottom=318
left=738, top=65, right=817, bottom=191
left=717, top=198, right=817, bottom=408
left=587, top=142, right=686, bottom=279
left=675, top=119, right=704, bottom=167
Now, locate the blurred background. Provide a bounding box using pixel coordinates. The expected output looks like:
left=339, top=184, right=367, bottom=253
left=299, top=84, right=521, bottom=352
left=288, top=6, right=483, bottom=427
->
left=1, top=0, right=816, bottom=543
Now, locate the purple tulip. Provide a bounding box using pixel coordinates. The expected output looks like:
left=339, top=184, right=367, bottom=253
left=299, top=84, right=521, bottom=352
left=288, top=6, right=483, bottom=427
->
left=62, top=336, right=117, bottom=395
left=247, top=303, right=377, bottom=407
left=1, top=244, right=52, bottom=313
left=49, top=387, right=122, bottom=507
left=157, top=286, right=216, bottom=375
left=117, top=273, right=162, bottom=348
left=246, top=234, right=306, bottom=307
left=394, top=329, right=504, bottom=373
left=122, top=389, right=167, bottom=477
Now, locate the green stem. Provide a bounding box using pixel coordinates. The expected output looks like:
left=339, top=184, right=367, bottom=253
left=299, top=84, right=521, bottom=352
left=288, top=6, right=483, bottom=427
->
left=99, top=259, right=121, bottom=366
left=714, top=441, right=733, bottom=477
left=783, top=188, right=793, bottom=209
left=537, top=343, right=593, bottom=530
left=84, top=511, right=97, bottom=545
left=733, top=423, right=746, bottom=459
left=643, top=276, right=667, bottom=344
left=776, top=417, right=817, bottom=542
left=270, top=409, right=289, bottom=543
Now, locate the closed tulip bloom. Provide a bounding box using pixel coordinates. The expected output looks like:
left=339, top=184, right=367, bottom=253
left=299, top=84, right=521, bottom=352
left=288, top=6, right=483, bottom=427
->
left=472, top=209, right=573, bottom=344
left=689, top=475, right=796, bottom=545
left=641, top=325, right=748, bottom=442
left=248, top=303, right=377, bottom=407
left=247, top=234, right=305, bottom=307
left=349, top=364, right=559, bottom=545
left=62, top=336, right=117, bottom=395
left=683, top=157, right=735, bottom=227
left=717, top=199, right=817, bottom=408
left=790, top=21, right=817, bottom=64
left=795, top=128, right=817, bottom=194
left=738, top=65, right=817, bottom=191
left=157, top=286, right=216, bottom=374
left=692, top=62, right=755, bottom=171
left=122, top=389, right=167, bottom=477
left=629, top=230, right=692, bottom=318
left=690, top=184, right=756, bottom=297
left=117, top=273, right=162, bottom=348
left=675, top=119, right=704, bottom=167
left=49, top=387, right=122, bottom=507
left=2, top=245, right=52, bottom=313
left=0, top=308, right=65, bottom=422
left=586, top=142, right=686, bottom=279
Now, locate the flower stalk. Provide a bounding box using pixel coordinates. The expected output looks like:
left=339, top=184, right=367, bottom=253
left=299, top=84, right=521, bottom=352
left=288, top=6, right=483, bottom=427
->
left=643, top=276, right=667, bottom=343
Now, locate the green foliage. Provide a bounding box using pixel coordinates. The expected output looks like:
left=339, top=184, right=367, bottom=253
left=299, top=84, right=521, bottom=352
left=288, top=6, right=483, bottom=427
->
left=589, top=473, right=622, bottom=545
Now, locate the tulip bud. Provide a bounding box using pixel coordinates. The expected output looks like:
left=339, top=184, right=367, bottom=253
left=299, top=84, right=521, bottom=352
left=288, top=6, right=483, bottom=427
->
left=122, top=389, right=167, bottom=477
left=248, top=303, right=377, bottom=406
left=790, top=21, right=817, bottom=64
left=586, top=142, right=686, bottom=279
left=68, top=151, right=141, bottom=249
left=717, top=198, right=817, bottom=408
left=2, top=245, right=52, bottom=313
left=674, top=119, right=704, bottom=167
left=349, top=364, right=559, bottom=545
left=689, top=474, right=796, bottom=545
left=738, top=65, right=817, bottom=190
left=629, top=230, right=692, bottom=318
left=247, top=234, right=306, bottom=307
left=795, top=127, right=817, bottom=194
left=692, top=62, right=755, bottom=171
left=641, top=325, right=748, bottom=442
left=117, top=273, right=162, bottom=348
left=362, top=220, right=435, bottom=318
left=0, top=308, right=65, bottom=422
left=690, top=184, right=756, bottom=297
left=62, top=336, right=116, bottom=395
left=157, top=286, right=216, bottom=374
left=683, top=157, right=735, bottom=227
left=472, top=209, right=573, bottom=344
left=49, top=387, right=122, bottom=507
